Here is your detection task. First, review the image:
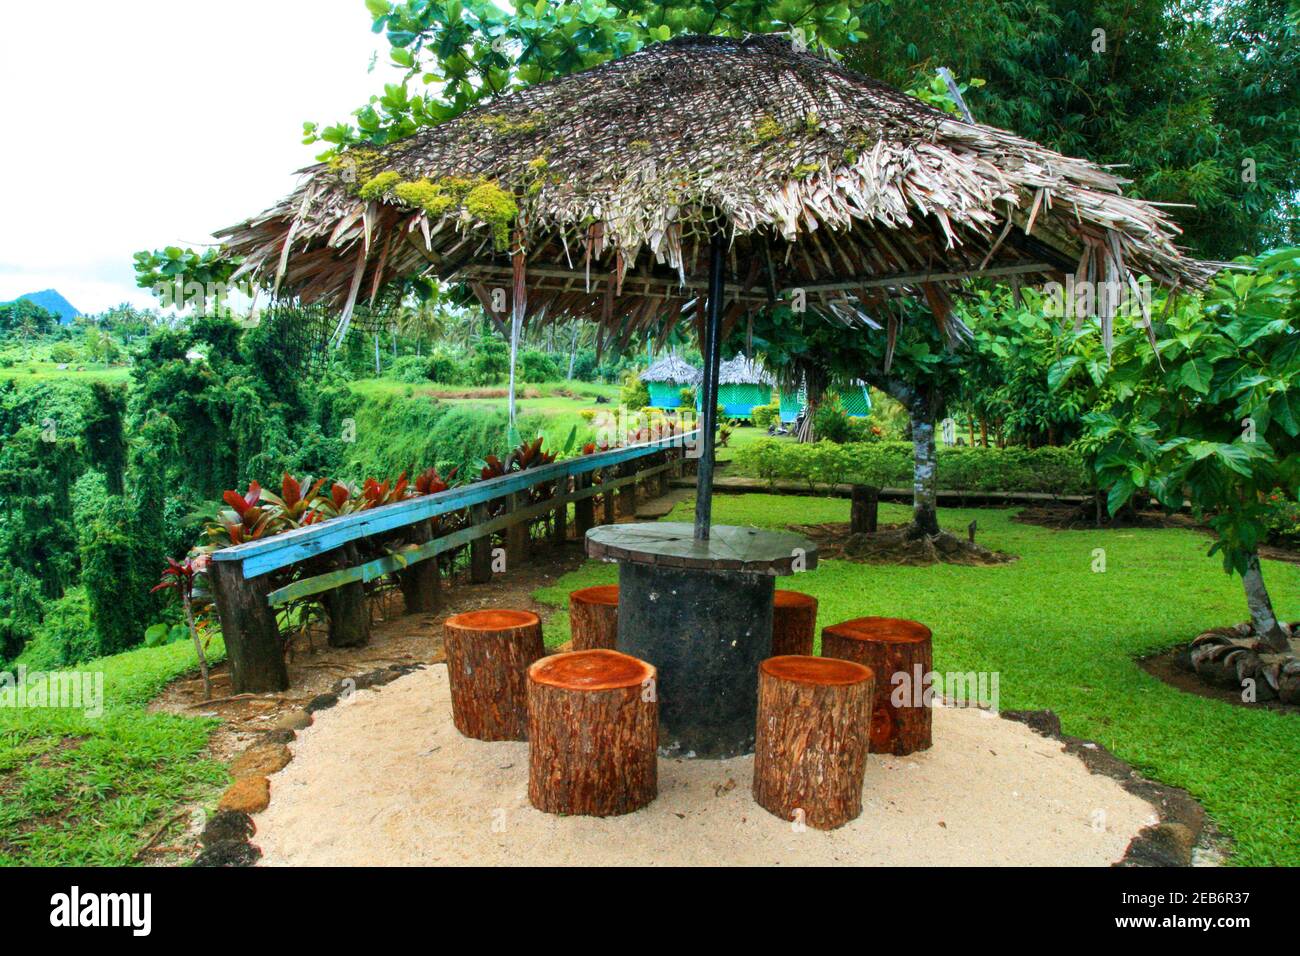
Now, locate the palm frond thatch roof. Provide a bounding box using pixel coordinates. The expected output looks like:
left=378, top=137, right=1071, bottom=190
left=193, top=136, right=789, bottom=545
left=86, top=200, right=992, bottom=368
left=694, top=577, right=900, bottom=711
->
left=218, top=34, right=1214, bottom=349
left=718, top=355, right=775, bottom=386
left=640, top=352, right=701, bottom=384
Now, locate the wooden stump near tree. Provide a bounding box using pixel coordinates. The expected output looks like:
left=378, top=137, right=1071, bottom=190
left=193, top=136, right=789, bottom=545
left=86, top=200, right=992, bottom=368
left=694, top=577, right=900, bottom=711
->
left=443, top=609, right=544, bottom=740
left=569, top=585, right=619, bottom=651
left=752, top=655, right=874, bottom=830
left=772, top=590, right=817, bottom=656
left=850, top=485, right=880, bottom=534
left=821, top=617, right=933, bottom=756
left=527, top=649, right=657, bottom=817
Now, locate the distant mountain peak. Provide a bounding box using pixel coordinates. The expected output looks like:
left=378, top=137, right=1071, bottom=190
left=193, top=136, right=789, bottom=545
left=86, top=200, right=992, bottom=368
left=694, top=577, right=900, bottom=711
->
left=3, top=289, right=81, bottom=324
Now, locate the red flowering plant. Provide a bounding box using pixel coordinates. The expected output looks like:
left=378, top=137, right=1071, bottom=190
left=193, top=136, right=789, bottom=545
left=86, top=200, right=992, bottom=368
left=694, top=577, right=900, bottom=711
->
left=151, top=555, right=214, bottom=699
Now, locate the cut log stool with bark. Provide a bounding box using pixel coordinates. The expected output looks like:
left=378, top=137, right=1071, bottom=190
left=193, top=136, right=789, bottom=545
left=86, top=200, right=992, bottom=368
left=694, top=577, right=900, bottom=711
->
left=569, top=585, right=619, bottom=651
left=442, top=609, right=545, bottom=741
left=821, top=617, right=933, bottom=756
left=752, top=655, right=874, bottom=830
left=772, top=590, right=817, bottom=656
left=527, top=650, right=657, bottom=817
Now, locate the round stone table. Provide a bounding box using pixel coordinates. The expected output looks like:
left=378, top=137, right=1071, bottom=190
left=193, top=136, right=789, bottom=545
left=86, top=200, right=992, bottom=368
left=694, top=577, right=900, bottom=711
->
left=585, top=522, right=818, bottom=758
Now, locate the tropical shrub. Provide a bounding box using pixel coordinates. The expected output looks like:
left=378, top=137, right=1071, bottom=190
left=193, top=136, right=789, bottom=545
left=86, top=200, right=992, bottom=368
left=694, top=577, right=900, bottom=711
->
left=519, top=349, right=560, bottom=383
left=620, top=369, right=650, bottom=410
left=735, top=439, right=1092, bottom=495
left=751, top=402, right=780, bottom=429
left=813, top=393, right=854, bottom=443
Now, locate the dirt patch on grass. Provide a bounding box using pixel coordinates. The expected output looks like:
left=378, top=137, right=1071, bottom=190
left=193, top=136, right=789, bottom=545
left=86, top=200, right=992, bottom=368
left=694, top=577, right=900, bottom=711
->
left=791, top=522, right=1016, bottom=566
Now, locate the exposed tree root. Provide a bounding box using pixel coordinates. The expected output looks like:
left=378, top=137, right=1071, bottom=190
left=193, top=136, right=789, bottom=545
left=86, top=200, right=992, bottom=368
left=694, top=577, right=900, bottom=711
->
left=790, top=522, right=1017, bottom=566
left=1187, top=622, right=1300, bottom=704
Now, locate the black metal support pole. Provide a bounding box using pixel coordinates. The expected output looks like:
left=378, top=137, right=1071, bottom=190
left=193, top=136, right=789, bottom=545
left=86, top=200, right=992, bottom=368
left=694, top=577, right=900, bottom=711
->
left=694, top=231, right=726, bottom=541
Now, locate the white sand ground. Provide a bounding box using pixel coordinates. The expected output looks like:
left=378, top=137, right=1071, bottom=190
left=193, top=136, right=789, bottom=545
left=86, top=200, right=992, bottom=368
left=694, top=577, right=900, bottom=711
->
left=254, top=663, right=1158, bottom=866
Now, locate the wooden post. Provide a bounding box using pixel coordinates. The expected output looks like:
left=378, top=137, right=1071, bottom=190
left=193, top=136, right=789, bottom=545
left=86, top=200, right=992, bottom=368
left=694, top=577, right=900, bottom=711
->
left=575, top=472, right=595, bottom=538
left=552, top=477, right=568, bottom=547
left=209, top=558, right=288, bottom=694
left=398, top=518, right=439, bottom=614
left=601, top=467, right=616, bottom=524
left=752, top=655, right=874, bottom=830
left=527, top=650, right=657, bottom=817
left=656, top=451, right=671, bottom=497
left=850, top=485, right=879, bottom=534
left=569, top=585, right=619, bottom=650
left=507, top=490, right=530, bottom=566
left=443, top=609, right=544, bottom=740
left=324, top=541, right=369, bottom=647
left=821, top=617, right=934, bottom=755
left=470, top=502, right=493, bottom=583
left=617, top=461, right=637, bottom=516
left=772, top=590, right=817, bottom=656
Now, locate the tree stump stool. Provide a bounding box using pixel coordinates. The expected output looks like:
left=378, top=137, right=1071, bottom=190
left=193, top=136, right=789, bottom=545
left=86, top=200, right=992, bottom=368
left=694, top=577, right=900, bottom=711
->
left=568, top=585, right=619, bottom=651
left=772, top=590, right=817, bottom=656
left=821, top=617, right=933, bottom=755
left=527, top=649, right=657, bottom=817
left=752, top=655, right=874, bottom=830
left=442, top=609, right=544, bottom=741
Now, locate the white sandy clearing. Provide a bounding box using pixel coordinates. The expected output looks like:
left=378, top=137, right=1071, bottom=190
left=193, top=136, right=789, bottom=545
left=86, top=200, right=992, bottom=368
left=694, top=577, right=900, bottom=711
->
left=254, top=664, right=1158, bottom=866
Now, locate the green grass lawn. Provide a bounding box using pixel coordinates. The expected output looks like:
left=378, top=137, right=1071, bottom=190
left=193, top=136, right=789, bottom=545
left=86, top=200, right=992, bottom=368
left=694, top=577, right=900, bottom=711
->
left=535, top=494, right=1300, bottom=866
left=0, top=638, right=226, bottom=866
left=0, top=360, right=130, bottom=386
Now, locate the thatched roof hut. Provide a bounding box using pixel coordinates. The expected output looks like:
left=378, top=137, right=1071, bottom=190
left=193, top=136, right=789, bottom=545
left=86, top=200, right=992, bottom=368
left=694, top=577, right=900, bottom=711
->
left=218, top=32, right=1213, bottom=540
left=640, top=352, right=701, bottom=408
left=219, top=33, right=1211, bottom=350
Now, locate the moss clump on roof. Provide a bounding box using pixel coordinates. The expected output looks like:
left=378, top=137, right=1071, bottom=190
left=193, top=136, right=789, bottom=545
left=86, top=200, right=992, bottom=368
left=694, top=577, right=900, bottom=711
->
left=804, top=111, right=821, bottom=133
left=393, top=179, right=457, bottom=216
left=842, top=147, right=859, bottom=165
left=753, top=115, right=783, bottom=143
left=474, top=111, right=546, bottom=136
left=464, top=181, right=519, bottom=250
left=792, top=163, right=821, bottom=180
left=358, top=171, right=401, bottom=200
left=629, top=139, right=651, bottom=152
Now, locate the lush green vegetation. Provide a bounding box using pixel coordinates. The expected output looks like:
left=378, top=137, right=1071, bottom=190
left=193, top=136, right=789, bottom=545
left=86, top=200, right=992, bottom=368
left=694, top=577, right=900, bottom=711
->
left=536, top=494, right=1300, bottom=866
left=0, top=637, right=227, bottom=865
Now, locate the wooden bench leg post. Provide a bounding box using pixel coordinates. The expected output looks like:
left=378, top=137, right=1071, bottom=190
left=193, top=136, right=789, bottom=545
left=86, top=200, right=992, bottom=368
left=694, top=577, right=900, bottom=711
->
left=656, top=452, right=671, bottom=497
left=508, top=490, right=530, bottom=566
left=601, top=467, right=616, bottom=524
left=470, top=502, right=494, bottom=584
left=209, top=559, right=288, bottom=694
left=398, top=518, right=439, bottom=613
left=617, top=461, right=637, bottom=516
left=552, top=478, right=568, bottom=547
left=324, top=541, right=370, bottom=647
left=575, top=473, right=594, bottom=538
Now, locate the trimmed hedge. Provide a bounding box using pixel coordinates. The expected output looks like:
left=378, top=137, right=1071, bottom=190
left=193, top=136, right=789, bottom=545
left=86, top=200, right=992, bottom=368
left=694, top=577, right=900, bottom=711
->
left=734, top=438, right=1093, bottom=496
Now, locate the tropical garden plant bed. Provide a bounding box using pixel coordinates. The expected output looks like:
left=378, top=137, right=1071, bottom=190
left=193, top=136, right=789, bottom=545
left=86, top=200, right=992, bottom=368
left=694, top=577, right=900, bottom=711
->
left=1139, top=644, right=1300, bottom=716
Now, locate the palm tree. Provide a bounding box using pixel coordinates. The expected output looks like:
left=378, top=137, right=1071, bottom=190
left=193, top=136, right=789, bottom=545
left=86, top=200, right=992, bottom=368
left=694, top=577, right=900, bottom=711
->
left=398, top=297, right=449, bottom=356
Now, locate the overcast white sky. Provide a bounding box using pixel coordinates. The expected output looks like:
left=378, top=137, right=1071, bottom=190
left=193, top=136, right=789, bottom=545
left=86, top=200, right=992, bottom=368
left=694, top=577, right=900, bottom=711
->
left=0, top=0, right=388, bottom=313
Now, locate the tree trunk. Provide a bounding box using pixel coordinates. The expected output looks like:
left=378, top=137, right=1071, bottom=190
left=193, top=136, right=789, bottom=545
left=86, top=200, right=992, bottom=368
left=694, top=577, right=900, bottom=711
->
left=373, top=333, right=381, bottom=375
left=527, top=650, right=657, bottom=816
left=567, top=324, right=580, bottom=379
left=752, top=656, right=874, bottom=830
left=569, top=585, right=619, bottom=651
left=772, top=590, right=817, bottom=656
left=849, top=485, right=879, bottom=534
left=821, top=617, right=934, bottom=756
left=908, top=400, right=940, bottom=537
left=443, top=609, right=544, bottom=740
left=1242, top=552, right=1289, bottom=651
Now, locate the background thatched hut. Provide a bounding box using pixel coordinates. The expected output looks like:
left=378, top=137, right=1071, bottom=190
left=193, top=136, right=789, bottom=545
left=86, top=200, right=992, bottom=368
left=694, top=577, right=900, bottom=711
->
left=714, top=355, right=774, bottom=416
left=639, top=352, right=700, bottom=409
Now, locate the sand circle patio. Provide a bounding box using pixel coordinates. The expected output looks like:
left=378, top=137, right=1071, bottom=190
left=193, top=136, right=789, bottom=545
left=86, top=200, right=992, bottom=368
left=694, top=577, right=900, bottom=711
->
left=249, top=663, right=1158, bottom=866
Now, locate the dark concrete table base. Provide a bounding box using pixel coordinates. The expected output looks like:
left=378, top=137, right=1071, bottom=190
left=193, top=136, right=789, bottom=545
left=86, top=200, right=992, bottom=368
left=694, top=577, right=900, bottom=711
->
left=586, top=522, right=817, bottom=759
left=618, top=562, right=774, bottom=758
